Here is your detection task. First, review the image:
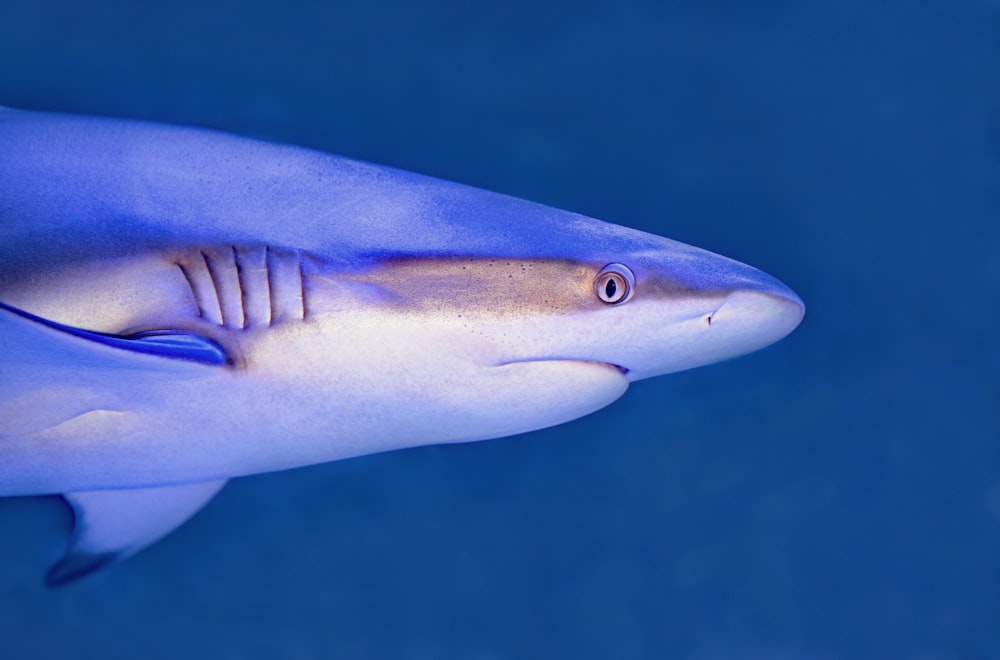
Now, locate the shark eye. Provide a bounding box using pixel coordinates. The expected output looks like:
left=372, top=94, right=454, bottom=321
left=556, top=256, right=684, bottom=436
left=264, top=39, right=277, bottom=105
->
left=594, top=263, right=635, bottom=304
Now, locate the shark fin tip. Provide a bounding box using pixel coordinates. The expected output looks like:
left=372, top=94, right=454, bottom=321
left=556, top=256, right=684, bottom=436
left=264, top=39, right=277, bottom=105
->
left=44, top=551, right=120, bottom=587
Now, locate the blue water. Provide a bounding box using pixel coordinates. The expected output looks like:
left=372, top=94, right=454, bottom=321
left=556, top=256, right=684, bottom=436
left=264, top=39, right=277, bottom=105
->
left=1, top=1, right=997, bottom=658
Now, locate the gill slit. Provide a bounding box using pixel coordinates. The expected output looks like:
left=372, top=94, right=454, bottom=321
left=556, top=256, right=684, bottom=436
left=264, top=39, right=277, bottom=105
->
left=264, top=245, right=276, bottom=326
left=299, top=254, right=308, bottom=320
left=232, top=245, right=249, bottom=329
left=175, top=262, right=201, bottom=318
left=201, top=250, right=226, bottom=327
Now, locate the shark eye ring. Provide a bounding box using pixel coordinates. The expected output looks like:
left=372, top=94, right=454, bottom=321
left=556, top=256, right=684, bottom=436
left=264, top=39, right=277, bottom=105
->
left=594, top=263, right=635, bottom=304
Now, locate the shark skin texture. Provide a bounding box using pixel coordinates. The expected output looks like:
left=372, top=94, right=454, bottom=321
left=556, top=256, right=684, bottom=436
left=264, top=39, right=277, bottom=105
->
left=0, top=107, right=804, bottom=585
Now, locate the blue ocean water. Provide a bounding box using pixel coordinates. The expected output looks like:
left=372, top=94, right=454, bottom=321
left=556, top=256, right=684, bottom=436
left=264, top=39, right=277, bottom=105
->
left=0, top=1, right=997, bottom=658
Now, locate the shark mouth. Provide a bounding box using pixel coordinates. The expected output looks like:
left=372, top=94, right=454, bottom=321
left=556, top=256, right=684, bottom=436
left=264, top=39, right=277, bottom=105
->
left=495, top=358, right=629, bottom=376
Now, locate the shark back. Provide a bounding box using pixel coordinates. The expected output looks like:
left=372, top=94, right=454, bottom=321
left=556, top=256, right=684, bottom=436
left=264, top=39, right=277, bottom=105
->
left=0, top=107, right=653, bottom=279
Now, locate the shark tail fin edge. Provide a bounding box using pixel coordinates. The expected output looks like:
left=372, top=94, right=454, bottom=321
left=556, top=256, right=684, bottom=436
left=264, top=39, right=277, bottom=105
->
left=46, top=479, right=227, bottom=587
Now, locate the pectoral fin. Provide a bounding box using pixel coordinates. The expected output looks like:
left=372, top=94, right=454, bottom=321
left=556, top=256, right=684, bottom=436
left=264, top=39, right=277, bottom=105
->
left=0, top=300, right=230, bottom=366
left=47, top=480, right=227, bottom=586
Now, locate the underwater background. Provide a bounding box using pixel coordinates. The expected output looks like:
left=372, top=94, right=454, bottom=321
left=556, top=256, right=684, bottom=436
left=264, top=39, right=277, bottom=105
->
left=0, top=1, right=997, bottom=658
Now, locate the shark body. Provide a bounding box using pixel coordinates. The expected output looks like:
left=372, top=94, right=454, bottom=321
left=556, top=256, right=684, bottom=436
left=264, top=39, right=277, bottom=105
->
left=0, top=107, right=803, bottom=584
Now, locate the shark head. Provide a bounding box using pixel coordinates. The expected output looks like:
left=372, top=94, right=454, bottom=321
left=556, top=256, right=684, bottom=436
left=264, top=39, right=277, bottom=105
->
left=269, top=233, right=804, bottom=451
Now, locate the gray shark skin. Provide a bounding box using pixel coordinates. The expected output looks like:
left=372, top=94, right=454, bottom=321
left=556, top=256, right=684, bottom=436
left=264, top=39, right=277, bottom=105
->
left=0, top=107, right=804, bottom=585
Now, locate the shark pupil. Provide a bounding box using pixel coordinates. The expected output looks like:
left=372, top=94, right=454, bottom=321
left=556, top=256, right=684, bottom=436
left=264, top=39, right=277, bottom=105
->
left=605, top=279, right=617, bottom=298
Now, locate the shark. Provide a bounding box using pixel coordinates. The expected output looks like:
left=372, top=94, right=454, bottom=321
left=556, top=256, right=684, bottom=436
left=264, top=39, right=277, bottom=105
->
left=0, top=107, right=804, bottom=586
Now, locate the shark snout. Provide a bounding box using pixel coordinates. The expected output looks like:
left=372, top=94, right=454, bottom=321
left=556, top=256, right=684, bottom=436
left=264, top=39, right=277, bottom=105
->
left=682, top=248, right=804, bottom=348
left=614, top=281, right=803, bottom=383
left=706, top=286, right=804, bottom=357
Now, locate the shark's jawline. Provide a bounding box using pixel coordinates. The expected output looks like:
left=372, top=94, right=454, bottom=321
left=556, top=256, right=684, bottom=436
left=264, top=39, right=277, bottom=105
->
left=495, top=358, right=630, bottom=377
